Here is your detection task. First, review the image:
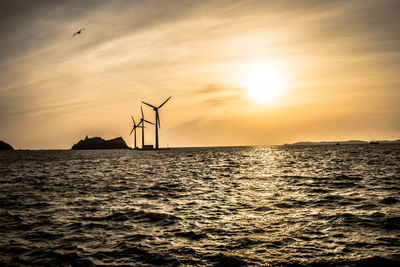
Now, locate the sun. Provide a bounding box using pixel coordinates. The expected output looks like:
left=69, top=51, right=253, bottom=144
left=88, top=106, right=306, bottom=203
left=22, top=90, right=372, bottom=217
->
left=242, top=63, right=287, bottom=103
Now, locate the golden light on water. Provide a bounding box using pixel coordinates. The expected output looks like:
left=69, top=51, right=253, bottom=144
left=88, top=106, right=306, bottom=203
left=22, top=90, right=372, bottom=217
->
left=242, top=62, right=288, bottom=103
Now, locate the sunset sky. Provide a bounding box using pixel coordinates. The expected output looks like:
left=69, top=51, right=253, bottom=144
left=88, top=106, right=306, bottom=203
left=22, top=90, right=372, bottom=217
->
left=1, top=0, right=400, bottom=149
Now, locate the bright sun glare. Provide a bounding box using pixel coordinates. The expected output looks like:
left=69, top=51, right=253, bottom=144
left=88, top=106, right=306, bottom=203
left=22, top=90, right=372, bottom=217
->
left=243, top=63, right=287, bottom=103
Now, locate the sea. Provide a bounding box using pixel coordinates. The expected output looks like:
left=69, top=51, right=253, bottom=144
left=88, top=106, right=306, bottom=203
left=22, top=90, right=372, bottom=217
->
left=0, top=144, right=399, bottom=266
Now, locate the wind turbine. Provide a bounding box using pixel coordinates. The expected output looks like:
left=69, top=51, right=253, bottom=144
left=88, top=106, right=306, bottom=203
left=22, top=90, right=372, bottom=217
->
left=129, top=115, right=142, bottom=149
left=137, top=106, right=154, bottom=149
left=142, top=96, right=171, bottom=149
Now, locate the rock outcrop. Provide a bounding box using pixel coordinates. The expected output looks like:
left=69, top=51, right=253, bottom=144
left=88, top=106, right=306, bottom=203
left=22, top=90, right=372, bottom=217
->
left=0, top=140, right=14, bottom=150
left=71, top=136, right=129, bottom=150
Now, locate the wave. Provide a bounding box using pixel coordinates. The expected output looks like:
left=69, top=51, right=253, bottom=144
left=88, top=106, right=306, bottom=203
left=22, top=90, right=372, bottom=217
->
left=306, top=255, right=400, bottom=267
left=87, top=209, right=181, bottom=225
left=1, top=146, right=399, bottom=265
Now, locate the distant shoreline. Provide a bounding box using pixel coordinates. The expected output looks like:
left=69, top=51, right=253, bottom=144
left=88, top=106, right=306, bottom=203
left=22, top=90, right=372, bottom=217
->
left=287, top=140, right=400, bottom=146
left=2, top=141, right=400, bottom=151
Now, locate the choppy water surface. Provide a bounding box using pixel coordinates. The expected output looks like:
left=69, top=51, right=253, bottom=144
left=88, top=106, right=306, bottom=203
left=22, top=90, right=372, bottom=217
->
left=1, top=145, right=400, bottom=266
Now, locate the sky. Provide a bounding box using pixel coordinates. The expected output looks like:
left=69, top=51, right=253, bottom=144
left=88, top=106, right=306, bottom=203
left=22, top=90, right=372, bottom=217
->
left=1, top=0, right=400, bottom=149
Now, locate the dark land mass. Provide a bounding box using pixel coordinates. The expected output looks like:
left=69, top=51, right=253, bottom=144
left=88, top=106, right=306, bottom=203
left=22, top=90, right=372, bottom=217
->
left=71, top=136, right=129, bottom=150
left=0, top=140, right=13, bottom=150
left=288, top=140, right=400, bottom=146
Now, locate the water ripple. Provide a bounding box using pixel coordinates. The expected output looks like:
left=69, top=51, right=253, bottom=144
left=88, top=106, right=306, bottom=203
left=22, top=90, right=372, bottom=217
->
left=0, top=144, right=400, bottom=265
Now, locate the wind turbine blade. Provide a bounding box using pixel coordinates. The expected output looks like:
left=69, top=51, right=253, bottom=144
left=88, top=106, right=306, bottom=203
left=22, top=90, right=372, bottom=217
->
left=131, top=115, right=136, bottom=126
left=158, top=96, right=171, bottom=108
left=137, top=121, right=143, bottom=127
left=141, top=101, right=156, bottom=109
left=157, top=114, right=161, bottom=129
left=141, top=106, right=144, bottom=118
left=129, top=127, right=134, bottom=135
left=144, top=119, right=154, bottom=125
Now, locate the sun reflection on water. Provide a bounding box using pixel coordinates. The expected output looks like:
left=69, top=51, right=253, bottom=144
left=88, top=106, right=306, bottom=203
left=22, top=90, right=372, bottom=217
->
left=0, top=145, right=399, bottom=265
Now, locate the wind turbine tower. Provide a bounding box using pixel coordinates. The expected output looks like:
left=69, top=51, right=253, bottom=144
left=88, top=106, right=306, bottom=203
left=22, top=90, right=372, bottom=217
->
left=137, top=106, right=154, bottom=149
left=142, top=96, right=171, bottom=149
left=129, top=115, right=142, bottom=149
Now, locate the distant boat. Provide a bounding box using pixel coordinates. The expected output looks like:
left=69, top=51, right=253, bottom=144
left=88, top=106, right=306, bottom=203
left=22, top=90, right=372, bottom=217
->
left=141, top=145, right=154, bottom=150
left=138, top=145, right=171, bottom=151
left=369, top=141, right=380, bottom=144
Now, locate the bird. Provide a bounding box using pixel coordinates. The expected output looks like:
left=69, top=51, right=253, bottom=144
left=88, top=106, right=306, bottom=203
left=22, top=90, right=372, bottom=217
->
left=73, top=28, right=86, bottom=37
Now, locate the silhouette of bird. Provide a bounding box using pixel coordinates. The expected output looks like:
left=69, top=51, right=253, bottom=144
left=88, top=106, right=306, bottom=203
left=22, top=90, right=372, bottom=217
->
left=73, top=28, right=86, bottom=37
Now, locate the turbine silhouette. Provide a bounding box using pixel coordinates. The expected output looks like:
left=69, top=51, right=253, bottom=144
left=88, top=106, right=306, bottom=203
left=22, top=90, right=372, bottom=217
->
left=129, top=115, right=143, bottom=149
left=142, top=96, right=171, bottom=149
left=137, top=106, right=154, bottom=148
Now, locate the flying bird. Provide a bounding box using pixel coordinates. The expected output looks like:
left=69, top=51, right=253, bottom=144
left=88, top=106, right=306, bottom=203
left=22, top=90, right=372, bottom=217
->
left=73, top=28, right=86, bottom=37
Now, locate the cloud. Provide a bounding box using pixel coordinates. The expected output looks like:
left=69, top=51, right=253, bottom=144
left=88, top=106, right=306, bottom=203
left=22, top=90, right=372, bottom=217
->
left=202, top=95, right=242, bottom=107
left=195, top=83, right=244, bottom=107
left=197, top=84, right=228, bottom=94
left=1, top=0, right=400, bottom=148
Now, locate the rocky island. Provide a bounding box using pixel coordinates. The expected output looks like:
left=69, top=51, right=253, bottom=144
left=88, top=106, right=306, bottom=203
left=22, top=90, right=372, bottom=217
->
left=0, top=140, right=14, bottom=150
left=71, top=136, right=129, bottom=150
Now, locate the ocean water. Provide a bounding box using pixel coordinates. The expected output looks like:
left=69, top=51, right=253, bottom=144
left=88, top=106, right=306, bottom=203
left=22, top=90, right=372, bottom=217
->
left=0, top=144, right=400, bottom=266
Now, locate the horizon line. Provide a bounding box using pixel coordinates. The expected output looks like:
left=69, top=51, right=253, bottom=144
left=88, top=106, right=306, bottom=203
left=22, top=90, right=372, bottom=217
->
left=5, top=140, right=400, bottom=151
